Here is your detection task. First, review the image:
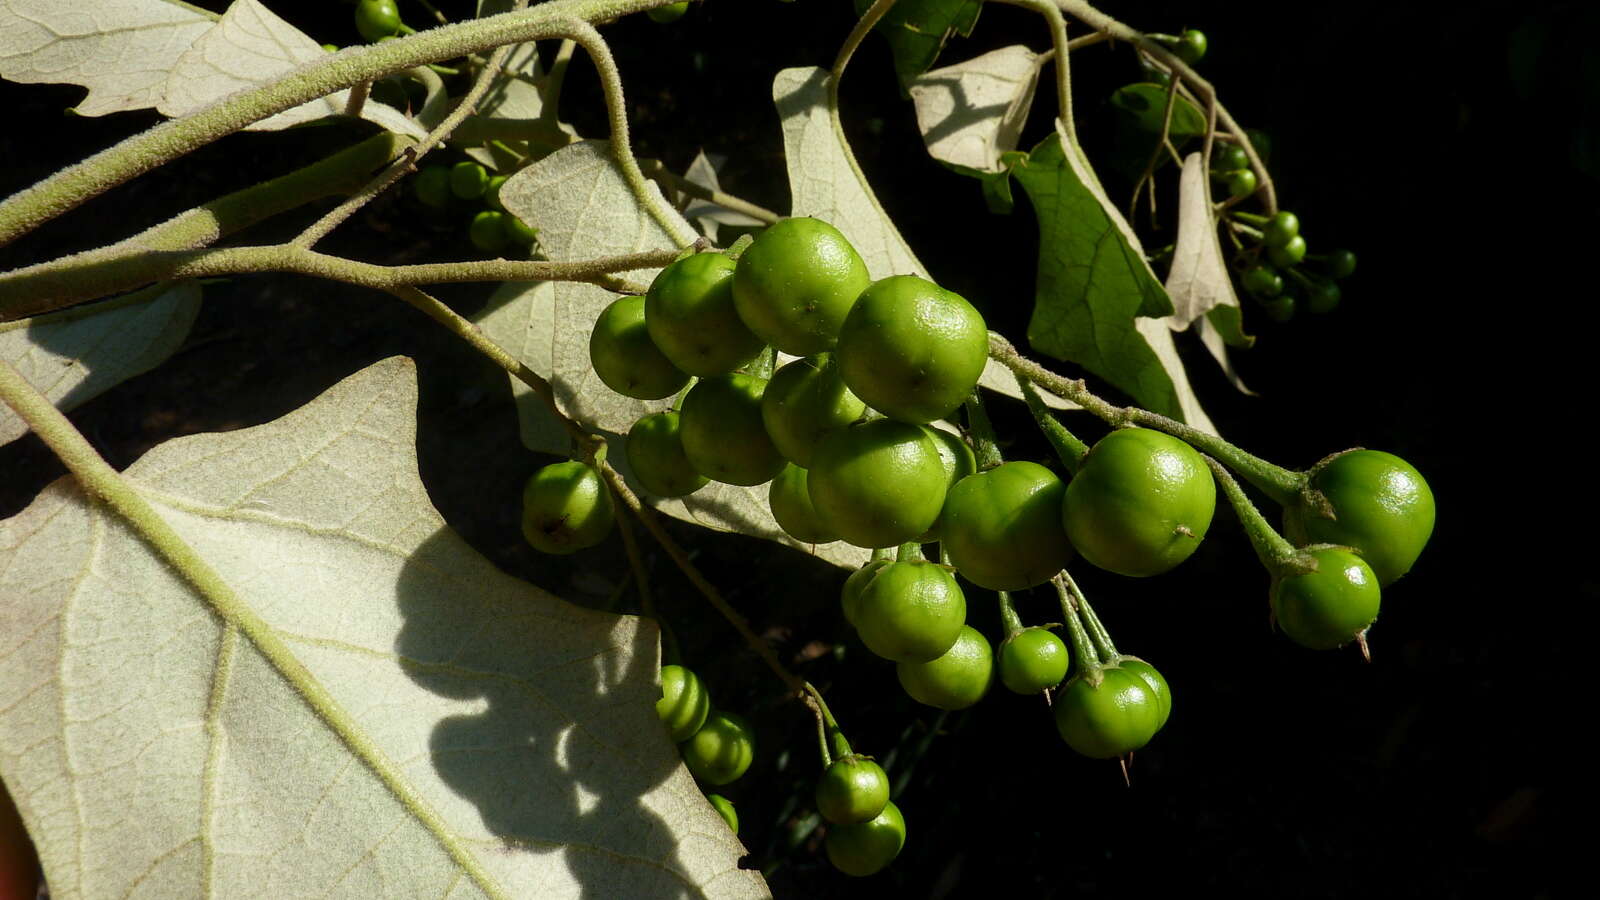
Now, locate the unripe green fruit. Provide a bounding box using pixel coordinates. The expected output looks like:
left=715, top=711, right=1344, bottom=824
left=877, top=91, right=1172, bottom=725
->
left=469, top=210, right=508, bottom=254
left=354, top=0, right=402, bottom=42
left=502, top=213, right=538, bottom=247
left=840, top=558, right=890, bottom=626
left=1283, top=449, right=1435, bottom=586
left=412, top=165, right=452, bottom=210
left=769, top=464, right=839, bottom=544
left=916, top=425, right=977, bottom=542
left=1268, top=234, right=1308, bottom=268
left=681, top=710, right=755, bottom=786
left=626, top=411, right=708, bottom=498
left=896, top=625, right=993, bottom=710
left=656, top=664, right=711, bottom=742
left=450, top=161, right=490, bottom=200
left=1175, top=29, right=1208, bottom=65
left=815, top=755, right=890, bottom=825
left=998, top=627, right=1070, bottom=695
left=707, top=794, right=738, bottom=834
left=733, top=217, right=871, bottom=356
left=941, top=461, right=1075, bottom=591
left=1114, top=655, right=1172, bottom=731
left=1260, top=293, right=1296, bottom=323
left=760, top=355, right=865, bottom=468
left=589, top=295, right=690, bottom=400
left=1241, top=265, right=1283, bottom=298
left=1224, top=168, right=1258, bottom=200
left=646, top=252, right=766, bottom=376
left=484, top=174, right=508, bottom=212
left=1270, top=547, right=1382, bottom=650
left=521, top=461, right=614, bottom=554
left=1053, top=666, right=1162, bottom=759
left=647, top=2, right=690, bottom=23
left=835, top=275, right=989, bottom=424
left=679, top=374, right=787, bottom=486
left=852, top=560, right=967, bottom=663
left=1306, top=280, right=1341, bottom=314
left=807, top=419, right=948, bottom=548
left=825, top=800, right=906, bottom=877
left=1211, top=144, right=1249, bottom=172
left=1061, top=427, right=1216, bottom=577
left=1263, top=210, right=1300, bottom=248
left=1326, top=248, right=1358, bottom=280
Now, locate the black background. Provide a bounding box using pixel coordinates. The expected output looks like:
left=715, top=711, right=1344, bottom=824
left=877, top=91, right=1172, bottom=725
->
left=0, top=0, right=1579, bottom=897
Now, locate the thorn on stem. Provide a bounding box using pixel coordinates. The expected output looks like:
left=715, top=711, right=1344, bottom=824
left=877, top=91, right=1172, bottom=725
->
left=1119, top=755, right=1132, bottom=787
left=1356, top=631, right=1373, bottom=663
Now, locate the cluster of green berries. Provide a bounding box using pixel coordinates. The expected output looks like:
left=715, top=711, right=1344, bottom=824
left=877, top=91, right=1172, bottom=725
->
left=655, top=664, right=750, bottom=835
left=411, top=160, right=539, bottom=256
left=1228, top=203, right=1356, bottom=323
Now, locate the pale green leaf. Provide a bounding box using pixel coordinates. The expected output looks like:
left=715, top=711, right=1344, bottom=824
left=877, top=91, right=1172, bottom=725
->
left=908, top=45, right=1039, bottom=174
left=483, top=142, right=869, bottom=568
left=0, top=357, right=766, bottom=899
left=0, top=282, right=202, bottom=447
left=0, top=0, right=217, bottom=117
left=1165, top=152, right=1254, bottom=399
left=156, top=0, right=424, bottom=137
left=773, top=66, right=1072, bottom=410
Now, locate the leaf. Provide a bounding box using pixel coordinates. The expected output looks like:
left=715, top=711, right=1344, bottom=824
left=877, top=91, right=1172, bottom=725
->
left=853, top=0, right=983, bottom=90
left=156, top=0, right=424, bottom=137
left=0, top=0, right=217, bottom=117
left=773, top=66, right=1071, bottom=410
left=482, top=141, right=869, bottom=569
left=0, top=357, right=767, bottom=899
left=1165, top=153, right=1249, bottom=335
left=1012, top=126, right=1196, bottom=420
left=1135, top=315, right=1218, bottom=435
left=680, top=151, right=767, bottom=245
left=1196, top=312, right=1257, bottom=397
left=0, top=282, right=201, bottom=447
left=908, top=45, right=1039, bottom=174
left=1109, top=83, right=1207, bottom=139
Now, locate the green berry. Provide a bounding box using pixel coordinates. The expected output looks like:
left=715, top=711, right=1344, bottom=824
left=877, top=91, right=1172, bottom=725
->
left=1240, top=265, right=1283, bottom=298
left=1326, top=248, right=1358, bottom=279
left=706, top=794, right=738, bottom=834
left=354, top=0, right=402, bottom=43
left=1174, top=29, right=1208, bottom=65
left=656, top=664, right=711, bottom=742
left=1262, top=210, right=1300, bottom=248
left=815, top=755, right=890, bottom=825
left=896, top=625, right=993, bottom=710
left=733, top=217, right=871, bottom=356
left=1211, top=144, right=1249, bottom=172
left=647, top=2, right=690, bottom=23
left=825, top=800, right=906, bottom=877
left=768, top=464, right=839, bottom=544
left=1283, top=449, right=1435, bottom=586
left=835, top=275, right=989, bottom=424
left=1270, top=547, right=1382, bottom=650
left=588, top=295, right=689, bottom=400
left=1224, top=168, right=1258, bottom=200
left=681, top=710, right=756, bottom=786
left=626, top=411, right=709, bottom=498
left=646, top=252, right=766, bottom=377
left=998, top=627, right=1070, bottom=695
left=468, top=210, right=508, bottom=254
left=1305, top=280, right=1341, bottom=314
left=450, top=161, right=490, bottom=200
left=521, top=461, right=614, bottom=554
left=412, top=165, right=452, bottom=210
left=1061, top=427, right=1216, bottom=578
left=1267, top=234, right=1308, bottom=268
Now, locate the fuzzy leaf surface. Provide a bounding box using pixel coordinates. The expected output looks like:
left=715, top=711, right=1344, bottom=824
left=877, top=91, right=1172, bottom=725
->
left=0, top=357, right=765, bottom=899
left=908, top=44, right=1039, bottom=174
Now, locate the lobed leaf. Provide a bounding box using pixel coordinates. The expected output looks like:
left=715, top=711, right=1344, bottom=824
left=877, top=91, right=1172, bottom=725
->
left=0, top=357, right=765, bottom=899
left=0, top=282, right=202, bottom=447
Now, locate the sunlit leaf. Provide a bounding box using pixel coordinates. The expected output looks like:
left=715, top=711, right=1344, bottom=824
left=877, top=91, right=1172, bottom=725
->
left=0, top=0, right=216, bottom=117
left=0, top=282, right=201, bottom=447
left=156, top=0, right=423, bottom=137
left=0, top=357, right=765, bottom=899
left=908, top=45, right=1039, bottom=174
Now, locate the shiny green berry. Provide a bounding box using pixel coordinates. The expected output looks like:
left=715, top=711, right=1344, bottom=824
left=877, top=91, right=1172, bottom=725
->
left=656, top=664, right=711, bottom=742
left=815, top=755, right=890, bottom=825
left=998, top=627, right=1070, bottom=695
left=1283, top=450, right=1435, bottom=586
left=1270, top=547, right=1382, bottom=650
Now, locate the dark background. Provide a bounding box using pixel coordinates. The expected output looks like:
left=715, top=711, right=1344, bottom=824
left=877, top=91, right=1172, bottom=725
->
left=0, top=0, right=1579, bottom=897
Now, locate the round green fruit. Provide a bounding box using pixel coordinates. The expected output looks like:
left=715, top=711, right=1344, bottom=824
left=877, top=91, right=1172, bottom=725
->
left=840, top=558, right=890, bottom=626
left=589, top=295, right=690, bottom=400
left=1260, top=293, right=1296, bottom=323
left=647, top=2, right=690, bottom=23
left=1224, top=168, right=1258, bottom=200
left=678, top=374, right=788, bottom=486
left=1326, top=248, right=1358, bottom=280
left=450, top=161, right=490, bottom=200
left=1267, top=234, right=1308, bottom=268
left=520, top=461, right=614, bottom=554
left=656, top=664, right=711, bottom=742
left=835, top=275, right=989, bottom=424
left=1053, top=666, right=1162, bottom=759
left=825, top=800, right=906, bottom=877
left=916, top=425, right=977, bottom=542
left=1263, top=210, right=1300, bottom=248
left=412, top=165, right=452, bottom=210
left=626, top=411, right=708, bottom=498
left=760, top=354, right=865, bottom=468
left=1061, top=427, right=1215, bottom=577
left=769, top=464, right=839, bottom=544
left=806, top=419, right=948, bottom=548
left=681, top=710, right=755, bottom=786
left=1241, top=265, right=1283, bottom=298
left=1211, top=144, right=1249, bottom=172
left=468, top=210, right=508, bottom=255
left=354, top=0, right=402, bottom=42
left=941, top=461, right=1075, bottom=591
left=1270, top=547, right=1382, bottom=650
left=1305, top=280, right=1341, bottom=314
left=1175, top=28, right=1208, bottom=65
left=852, top=560, right=967, bottom=663
left=896, top=625, right=993, bottom=710
left=998, top=627, right=1070, bottom=695
left=645, top=252, right=766, bottom=376
left=815, top=755, right=890, bottom=825
left=1113, top=655, right=1172, bottom=731
left=1283, top=449, right=1435, bottom=586
left=501, top=213, right=537, bottom=247
left=732, top=217, right=871, bottom=356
